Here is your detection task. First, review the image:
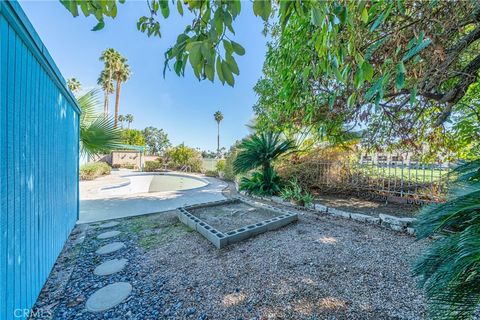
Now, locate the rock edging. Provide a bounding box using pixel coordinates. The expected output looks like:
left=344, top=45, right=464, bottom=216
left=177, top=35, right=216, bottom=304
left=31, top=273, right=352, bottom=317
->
left=236, top=189, right=416, bottom=236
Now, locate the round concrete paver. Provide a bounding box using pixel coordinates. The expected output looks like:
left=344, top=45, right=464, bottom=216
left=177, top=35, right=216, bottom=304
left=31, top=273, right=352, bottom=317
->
left=85, top=282, right=132, bottom=312
left=94, top=258, right=128, bottom=276
left=95, top=242, right=125, bottom=255
left=98, top=221, right=120, bottom=229
left=97, top=230, right=121, bottom=240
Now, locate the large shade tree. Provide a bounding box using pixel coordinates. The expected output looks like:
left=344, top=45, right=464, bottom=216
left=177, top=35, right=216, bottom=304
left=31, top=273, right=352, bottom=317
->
left=142, top=126, right=170, bottom=155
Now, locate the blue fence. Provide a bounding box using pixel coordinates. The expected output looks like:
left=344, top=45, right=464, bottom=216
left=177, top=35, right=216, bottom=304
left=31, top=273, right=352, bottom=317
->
left=0, top=1, right=80, bottom=319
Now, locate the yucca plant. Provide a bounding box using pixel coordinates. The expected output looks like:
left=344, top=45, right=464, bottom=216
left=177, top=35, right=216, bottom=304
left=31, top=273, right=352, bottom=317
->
left=234, top=132, right=294, bottom=195
left=77, top=89, right=122, bottom=157
left=413, top=160, right=480, bottom=319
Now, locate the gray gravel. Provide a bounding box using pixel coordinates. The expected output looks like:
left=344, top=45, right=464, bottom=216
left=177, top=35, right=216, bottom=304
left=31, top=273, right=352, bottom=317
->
left=32, top=199, right=427, bottom=319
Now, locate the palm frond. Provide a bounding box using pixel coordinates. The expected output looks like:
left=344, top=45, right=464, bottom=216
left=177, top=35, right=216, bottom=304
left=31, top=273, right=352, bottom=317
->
left=233, top=132, right=294, bottom=174
left=413, top=159, right=480, bottom=319
left=76, top=88, right=122, bottom=157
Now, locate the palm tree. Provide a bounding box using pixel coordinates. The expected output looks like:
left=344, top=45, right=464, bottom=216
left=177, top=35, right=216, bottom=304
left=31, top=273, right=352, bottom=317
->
left=125, top=114, right=134, bottom=129
left=214, top=111, right=224, bottom=156
left=117, top=114, right=126, bottom=128
left=97, top=70, right=114, bottom=115
left=76, top=89, right=122, bottom=157
left=413, top=160, right=480, bottom=319
left=67, top=78, right=81, bottom=93
left=113, top=58, right=131, bottom=128
left=234, top=132, right=294, bottom=195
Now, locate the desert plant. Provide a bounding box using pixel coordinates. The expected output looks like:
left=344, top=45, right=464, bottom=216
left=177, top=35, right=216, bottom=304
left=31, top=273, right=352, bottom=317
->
left=239, top=167, right=282, bottom=196
left=80, top=162, right=111, bottom=180
left=413, top=160, right=480, bottom=319
left=234, top=132, right=294, bottom=195
left=280, top=179, right=314, bottom=207
left=144, top=160, right=163, bottom=172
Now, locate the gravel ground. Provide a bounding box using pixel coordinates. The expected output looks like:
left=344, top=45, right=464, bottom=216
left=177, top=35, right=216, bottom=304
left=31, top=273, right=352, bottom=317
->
left=33, top=202, right=427, bottom=319
left=190, top=202, right=280, bottom=232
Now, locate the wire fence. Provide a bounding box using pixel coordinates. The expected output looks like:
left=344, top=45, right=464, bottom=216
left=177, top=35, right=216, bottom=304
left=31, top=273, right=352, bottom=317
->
left=278, top=159, right=453, bottom=203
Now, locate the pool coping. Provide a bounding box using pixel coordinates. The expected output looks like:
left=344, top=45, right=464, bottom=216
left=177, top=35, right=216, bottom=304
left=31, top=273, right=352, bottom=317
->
left=98, top=172, right=210, bottom=193
left=177, top=197, right=298, bottom=249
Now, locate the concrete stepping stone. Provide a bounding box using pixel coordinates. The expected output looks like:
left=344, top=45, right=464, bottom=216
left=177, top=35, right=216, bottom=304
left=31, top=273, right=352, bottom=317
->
left=85, top=282, right=132, bottom=312
left=96, top=242, right=125, bottom=255
left=97, top=230, right=121, bottom=240
left=98, top=221, right=120, bottom=229
left=94, top=258, right=128, bottom=276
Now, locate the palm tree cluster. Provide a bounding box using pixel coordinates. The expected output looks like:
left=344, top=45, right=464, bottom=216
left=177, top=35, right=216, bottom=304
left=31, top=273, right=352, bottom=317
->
left=117, top=114, right=134, bottom=129
left=98, top=48, right=131, bottom=128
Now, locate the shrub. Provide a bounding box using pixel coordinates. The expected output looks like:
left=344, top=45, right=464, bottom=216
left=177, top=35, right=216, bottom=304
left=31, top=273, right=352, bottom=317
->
left=80, top=162, right=111, bottom=180
left=144, top=160, right=163, bottom=172
left=280, top=179, right=314, bottom=207
left=239, top=168, right=282, bottom=196
left=216, top=159, right=226, bottom=172
left=165, top=144, right=203, bottom=172
left=224, top=143, right=240, bottom=181
left=204, top=170, right=218, bottom=177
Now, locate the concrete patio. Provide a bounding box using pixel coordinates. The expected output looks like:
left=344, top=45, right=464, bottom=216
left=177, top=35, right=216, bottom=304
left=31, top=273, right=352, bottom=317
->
left=78, top=170, right=227, bottom=223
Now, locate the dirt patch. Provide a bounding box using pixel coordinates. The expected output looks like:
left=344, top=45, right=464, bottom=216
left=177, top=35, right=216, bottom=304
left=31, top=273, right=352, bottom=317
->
left=314, top=193, right=420, bottom=217
left=190, top=202, right=281, bottom=232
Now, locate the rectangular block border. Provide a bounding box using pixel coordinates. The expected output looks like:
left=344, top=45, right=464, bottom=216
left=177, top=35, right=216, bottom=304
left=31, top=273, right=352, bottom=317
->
left=177, top=197, right=298, bottom=249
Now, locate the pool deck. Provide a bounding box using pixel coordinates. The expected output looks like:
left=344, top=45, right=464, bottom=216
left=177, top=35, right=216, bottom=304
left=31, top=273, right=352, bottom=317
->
left=78, top=170, right=227, bottom=224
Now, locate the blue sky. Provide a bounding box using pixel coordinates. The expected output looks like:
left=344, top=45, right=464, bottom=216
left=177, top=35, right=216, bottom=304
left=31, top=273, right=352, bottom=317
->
left=19, top=1, right=268, bottom=151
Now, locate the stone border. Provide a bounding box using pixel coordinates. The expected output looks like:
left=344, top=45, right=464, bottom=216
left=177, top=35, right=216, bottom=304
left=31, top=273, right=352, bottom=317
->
left=238, top=190, right=416, bottom=236
left=177, top=198, right=298, bottom=249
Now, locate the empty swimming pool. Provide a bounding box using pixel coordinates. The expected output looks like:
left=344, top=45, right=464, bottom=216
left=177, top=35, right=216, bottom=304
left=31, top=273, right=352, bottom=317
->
left=100, top=173, right=209, bottom=196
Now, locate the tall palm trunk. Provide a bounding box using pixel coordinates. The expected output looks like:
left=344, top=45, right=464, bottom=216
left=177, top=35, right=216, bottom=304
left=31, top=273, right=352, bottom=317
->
left=103, top=92, right=109, bottom=115
left=114, top=80, right=121, bottom=128
left=217, top=122, right=220, bottom=155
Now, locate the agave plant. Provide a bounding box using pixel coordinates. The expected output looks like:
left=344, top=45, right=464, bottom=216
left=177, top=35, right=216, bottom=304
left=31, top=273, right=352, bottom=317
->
left=413, top=160, right=480, bottom=319
left=234, top=132, right=294, bottom=195
left=77, top=89, right=122, bottom=157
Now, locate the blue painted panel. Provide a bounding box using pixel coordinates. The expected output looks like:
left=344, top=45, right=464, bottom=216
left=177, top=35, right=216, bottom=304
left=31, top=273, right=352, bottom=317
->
left=0, top=1, right=80, bottom=319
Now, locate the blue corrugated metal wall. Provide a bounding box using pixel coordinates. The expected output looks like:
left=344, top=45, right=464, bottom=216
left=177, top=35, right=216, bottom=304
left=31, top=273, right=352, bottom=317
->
left=0, top=1, right=80, bottom=319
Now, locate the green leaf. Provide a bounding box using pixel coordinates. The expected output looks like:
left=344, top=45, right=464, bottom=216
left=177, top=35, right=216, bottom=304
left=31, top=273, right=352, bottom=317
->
left=354, top=66, right=364, bottom=89
left=402, top=39, right=432, bottom=62
left=176, top=0, right=183, bottom=16
left=226, top=54, right=239, bottom=75
left=223, top=40, right=233, bottom=54
left=221, top=61, right=235, bottom=86
left=231, top=41, right=245, bottom=56
left=370, top=12, right=385, bottom=32
left=188, top=42, right=202, bottom=67
left=395, top=71, right=405, bottom=90
left=362, top=63, right=374, bottom=82
left=159, top=0, right=170, bottom=18
left=214, top=8, right=224, bottom=34
left=92, top=20, right=105, bottom=31
left=311, top=7, right=324, bottom=26
left=253, top=0, right=271, bottom=21
left=216, top=57, right=225, bottom=84
left=361, top=7, right=369, bottom=23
